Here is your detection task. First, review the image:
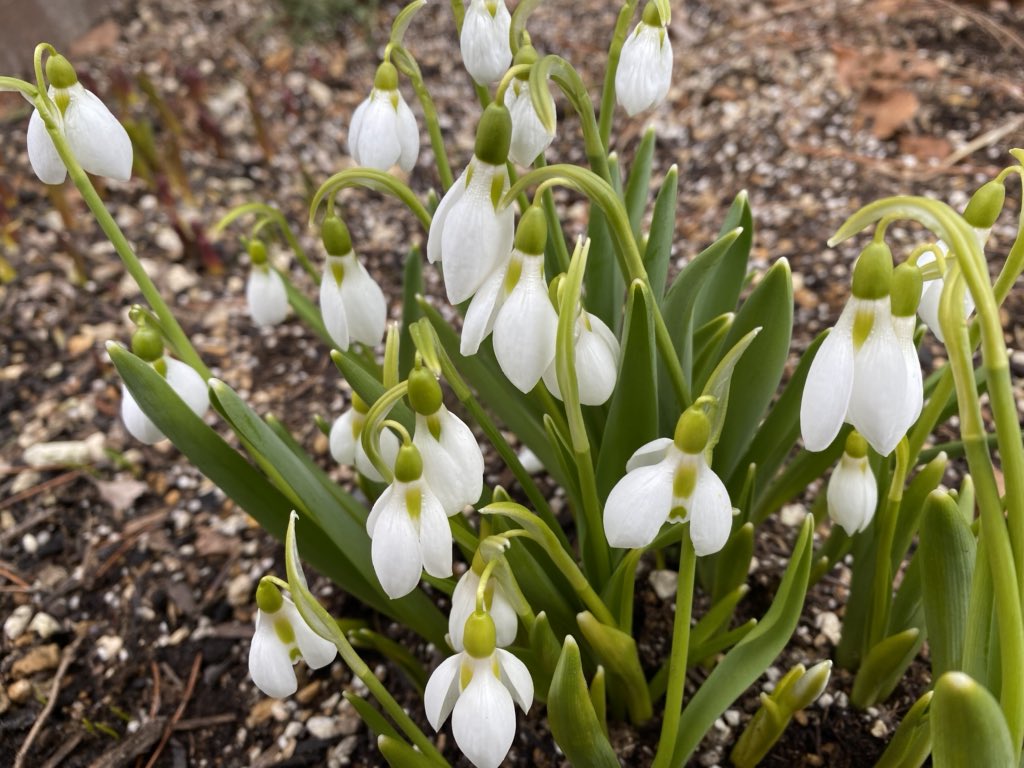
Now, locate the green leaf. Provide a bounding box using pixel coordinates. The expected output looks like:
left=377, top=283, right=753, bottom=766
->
left=691, top=583, right=749, bottom=651
left=851, top=628, right=923, bottom=708
left=932, top=672, right=1016, bottom=768
left=584, top=202, right=624, bottom=332
left=671, top=514, right=814, bottom=765
left=595, top=282, right=658, bottom=502
left=577, top=612, right=652, bottom=725
left=712, top=258, right=793, bottom=481
left=331, top=349, right=415, bottom=432
left=691, top=313, right=735, bottom=393
left=700, top=326, right=760, bottom=453
left=547, top=636, right=621, bottom=768
left=344, top=692, right=401, bottom=741
left=891, top=452, right=948, bottom=573
left=874, top=691, right=932, bottom=768
left=624, top=128, right=655, bottom=242
left=377, top=735, right=438, bottom=768
left=712, top=523, right=754, bottom=605
left=527, top=611, right=565, bottom=703
left=642, top=166, right=678, bottom=304
left=400, top=248, right=424, bottom=379
left=692, top=190, right=754, bottom=329
left=389, top=0, right=427, bottom=46
left=920, top=492, right=976, bottom=677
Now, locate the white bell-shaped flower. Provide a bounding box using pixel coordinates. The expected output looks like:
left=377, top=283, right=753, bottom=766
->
left=543, top=309, right=620, bottom=406
left=366, top=443, right=453, bottom=599
left=801, top=243, right=912, bottom=457
left=604, top=409, right=733, bottom=555
left=245, top=240, right=289, bottom=327
left=615, top=3, right=673, bottom=116
left=503, top=75, right=555, bottom=167
left=427, top=104, right=515, bottom=305
left=319, top=217, right=387, bottom=351
left=916, top=242, right=976, bottom=344
left=448, top=563, right=518, bottom=651
left=460, top=0, right=512, bottom=86
left=348, top=62, right=419, bottom=173
left=329, top=394, right=400, bottom=482
left=425, top=612, right=533, bottom=768
left=248, top=580, right=337, bottom=699
left=27, top=55, right=132, bottom=185
left=826, top=432, right=877, bottom=535
left=890, top=263, right=924, bottom=427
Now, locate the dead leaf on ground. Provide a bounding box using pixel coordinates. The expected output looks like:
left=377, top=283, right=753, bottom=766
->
left=899, top=134, right=952, bottom=161
left=94, top=478, right=149, bottom=514
left=856, top=88, right=920, bottom=139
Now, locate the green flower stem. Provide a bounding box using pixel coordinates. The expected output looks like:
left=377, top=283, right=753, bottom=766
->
left=597, top=0, right=639, bottom=147
left=214, top=203, right=319, bottom=283
left=310, top=168, right=431, bottom=231
left=475, top=558, right=500, bottom=612
left=866, top=439, right=909, bottom=652
left=361, top=382, right=410, bottom=482
left=389, top=45, right=454, bottom=190
left=0, top=76, right=37, bottom=99
left=494, top=64, right=532, bottom=104
left=532, top=157, right=572, bottom=274
left=651, top=528, right=697, bottom=768
left=507, top=163, right=692, bottom=410
left=34, top=93, right=210, bottom=379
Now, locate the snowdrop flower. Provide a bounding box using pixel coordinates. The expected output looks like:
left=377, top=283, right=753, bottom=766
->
left=890, top=262, right=924, bottom=427
left=248, top=579, right=336, bottom=698
left=503, top=46, right=555, bottom=166
left=615, top=2, right=672, bottom=116
left=800, top=242, right=912, bottom=456
left=542, top=306, right=620, bottom=406
left=460, top=0, right=512, bottom=85
left=245, top=239, right=288, bottom=327
left=367, top=443, right=453, bottom=599
left=408, top=367, right=485, bottom=515
left=448, top=558, right=518, bottom=651
left=27, top=54, right=132, bottom=185
left=348, top=61, right=419, bottom=173
left=462, top=206, right=558, bottom=393
left=319, top=216, right=387, bottom=351
left=427, top=104, right=514, bottom=305
left=916, top=242, right=975, bottom=344
left=425, top=612, right=533, bottom=768
left=329, top=392, right=400, bottom=482
left=120, top=326, right=209, bottom=445
left=604, top=407, right=733, bottom=555
left=826, top=432, right=877, bottom=535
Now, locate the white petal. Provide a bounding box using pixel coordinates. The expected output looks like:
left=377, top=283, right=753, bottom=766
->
left=495, top=649, right=533, bottom=712
left=542, top=360, right=562, bottom=401
left=424, top=654, right=462, bottom=729
left=249, top=610, right=299, bottom=699
left=320, top=259, right=350, bottom=350
left=418, top=486, right=454, bottom=579
left=847, top=301, right=909, bottom=456
left=686, top=460, right=734, bottom=556
left=64, top=85, right=133, bottom=181
left=493, top=259, right=558, bottom=392
left=603, top=456, right=675, bottom=548
left=247, top=267, right=289, bottom=327
left=27, top=107, right=67, bottom=184
left=437, top=408, right=485, bottom=509
left=615, top=24, right=671, bottom=116
left=625, top=437, right=673, bottom=472
left=506, top=85, right=555, bottom=167
left=460, top=0, right=513, bottom=85
left=120, top=384, right=165, bottom=444
left=369, top=487, right=424, bottom=598
left=415, top=409, right=484, bottom=514
left=917, top=278, right=944, bottom=342
left=366, top=481, right=395, bottom=536
left=164, top=358, right=209, bottom=419
left=827, top=453, right=877, bottom=535
left=427, top=168, right=468, bottom=264
left=281, top=598, right=337, bottom=669
left=575, top=313, right=620, bottom=406
left=893, top=315, right=923, bottom=425
left=338, top=254, right=387, bottom=347
left=461, top=260, right=509, bottom=356
left=348, top=97, right=369, bottom=163
left=395, top=94, right=420, bottom=172
left=329, top=410, right=358, bottom=465
left=452, top=661, right=516, bottom=768
left=448, top=571, right=480, bottom=651
left=800, top=308, right=856, bottom=452
left=350, top=93, right=402, bottom=171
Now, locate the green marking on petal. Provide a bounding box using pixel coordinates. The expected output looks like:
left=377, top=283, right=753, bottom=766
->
left=405, top=486, right=422, bottom=521
left=490, top=172, right=506, bottom=210
left=331, top=262, right=345, bottom=285
left=502, top=256, right=523, bottom=294
left=289, top=647, right=302, bottom=662
left=427, top=413, right=442, bottom=441
left=274, top=616, right=296, bottom=646
left=152, top=358, right=168, bottom=378
left=460, top=658, right=473, bottom=690
left=669, top=504, right=688, bottom=522
left=852, top=307, right=874, bottom=350
left=673, top=462, right=697, bottom=499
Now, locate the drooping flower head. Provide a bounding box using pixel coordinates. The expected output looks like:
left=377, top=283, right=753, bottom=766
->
left=615, top=2, right=673, bottom=116
left=460, top=0, right=513, bottom=86
left=604, top=407, right=733, bottom=555
left=329, top=391, right=400, bottom=482
left=348, top=61, right=420, bottom=173
left=245, top=239, right=289, bottom=327
left=427, top=104, right=515, bottom=305
left=826, top=431, right=877, bottom=535
left=462, top=205, right=558, bottom=393
left=916, top=242, right=975, bottom=344
left=248, top=579, right=336, bottom=698
left=425, top=611, right=533, bottom=768
left=27, top=54, right=133, bottom=185
left=319, top=216, right=387, bottom=351
left=119, top=325, right=209, bottom=445
left=503, top=45, right=555, bottom=167
left=542, top=294, right=620, bottom=406
left=448, top=552, right=519, bottom=652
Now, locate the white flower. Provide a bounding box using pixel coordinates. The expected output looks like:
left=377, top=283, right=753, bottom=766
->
left=543, top=310, right=620, bottom=406
left=348, top=62, right=419, bottom=173
left=425, top=616, right=533, bottom=768
left=800, top=296, right=910, bottom=456
left=413, top=406, right=485, bottom=515
left=892, top=312, right=923, bottom=427
left=367, top=445, right=453, bottom=599
left=246, top=265, right=289, bottom=327
left=27, top=56, right=132, bottom=185
left=319, top=250, right=387, bottom=351
left=248, top=584, right=337, bottom=699
left=826, top=433, right=877, bottom=535
left=503, top=79, right=555, bottom=167
left=427, top=157, right=514, bottom=305
left=460, top=0, right=512, bottom=85
left=614, top=7, right=672, bottom=116
left=448, top=568, right=518, bottom=651
left=121, top=357, right=209, bottom=445
left=603, top=424, right=733, bottom=555
left=329, top=405, right=400, bottom=482
left=916, top=243, right=976, bottom=344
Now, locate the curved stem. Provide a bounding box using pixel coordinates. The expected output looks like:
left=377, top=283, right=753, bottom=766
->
left=866, top=439, right=909, bottom=651
left=390, top=45, right=454, bottom=190
left=361, top=382, right=410, bottom=482
left=310, top=168, right=431, bottom=231
left=0, top=76, right=38, bottom=100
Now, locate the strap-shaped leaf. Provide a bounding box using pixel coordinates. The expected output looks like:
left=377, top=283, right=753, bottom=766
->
left=595, top=281, right=658, bottom=502
left=932, top=672, right=1016, bottom=768
left=712, top=522, right=754, bottom=605
left=624, top=128, right=655, bottom=242
left=577, top=611, right=652, bottom=725
left=378, top=735, right=439, bottom=768
left=851, top=628, right=923, bottom=708
left=692, top=190, right=754, bottom=329
left=399, top=248, right=424, bottom=379
left=891, top=452, right=948, bottom=573
left=700, top=327, right=760, bottom=453
left=874, top=691, right=932, bottom=768
left=642, top=166, right=678, bottom=304
left=584, top=201, right=624, bottom=332
left=331, top=349, right=414, bottom=432
left=344, top=692, right=401, bottom=741
left=691, top=313, right=735, bottom=393
left=671, top=514, right=814, bottom=765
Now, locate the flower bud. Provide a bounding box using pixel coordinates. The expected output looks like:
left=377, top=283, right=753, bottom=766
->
left=514, top=205, right=548, bottom=255
left=890, top=262, right=923, bottom=318
left=851, top=241, right=894, bottom=300
left=407, top=366, right=443, bottom=415
left=462, top=611, right=497, bottom=659
left=255, top=579, right=284, bottom=613
left=393, top=443, right=424, bottom=483
left=674, top=407, right=711, bottom=455
left=131, top=325, right=164, bottom=363
left=247, top=238, right=268, bottom=266
left=962, top=180, right=1005, bottom=229
left=322, top=216, right=352, bottom=256
left=780, top=660, right=832, bottom=711
left=474, top=103, right=512, bottom=166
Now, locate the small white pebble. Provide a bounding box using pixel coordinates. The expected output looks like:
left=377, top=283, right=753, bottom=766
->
left=815, top=611, right=842, bottom=645
left=4, top=605, right=34, bottom=641
left=96, top=634, right=124, bottom=662
left=870, top=719, right=888, bottom=738
left=724, top=709, right=741, bottom=727
left=21, top=534, right=38, bottom=555
left=27, top=612, right=61, bottom=640
left=649, top=570, right=678, bottom=600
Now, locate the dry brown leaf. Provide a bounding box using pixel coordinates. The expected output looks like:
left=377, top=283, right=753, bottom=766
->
left=858, top=88, right=920, bottom=139
left=95, top=478, right=149, bottom=514
left=899, top=134, right=952, bottom=161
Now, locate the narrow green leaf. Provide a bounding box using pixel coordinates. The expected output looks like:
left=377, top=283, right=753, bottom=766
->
left=527, top=611, right=565, bottom=703
left=351, top=628, right=429, bottom=693
left=377, top=735, right=438, bottom=768
left=344, top=692, right=401, bottom=741
left=691, top=584, right=749, bottom=650
left=389, top=0, right=427, bottom=46
left=932, top=672, right=1016, bottom=768
left=851, top=628, right=922, bottom=708
left=642, top=166, right=678, bottom=304
left=874, top=691, right=932, bottom=768
left=400, top=248, right=424, bottom=379
left=624, top=128, right=655, bottom=242
left=691, top=313, right=735, bottom=393
left=577, top=612, right=652, bottom=725
left=584, top=202, right=624, bottom=332
left=692, top=190, right=754, bottom=329
left=712, top=523, right=754, bottom=604
left=547, top=636, right=621, bottom=768
left=962, top=534, right=994, bottom=689
left=891, top=452, right=948, bottom=573
left=591, top=666, right=609, bottom=737
left=700, top=326, right=760, bottom=453
left=331, top=348, right=415, bottom=432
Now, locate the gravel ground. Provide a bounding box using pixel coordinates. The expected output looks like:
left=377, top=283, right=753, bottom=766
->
left=1, top=0, right=1023, bottom=765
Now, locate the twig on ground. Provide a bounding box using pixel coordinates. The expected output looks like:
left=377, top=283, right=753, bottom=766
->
left=40, top=732, right=85, bottom=768
left=940, top=115, right=1024, bottom=168
left=0, top=559, right=31, bottom=588
left=13, top=634, right=85, bottom=768
left=0, top=469, right=81, bottom=512
left=143, top=652, right=203, bottom=768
